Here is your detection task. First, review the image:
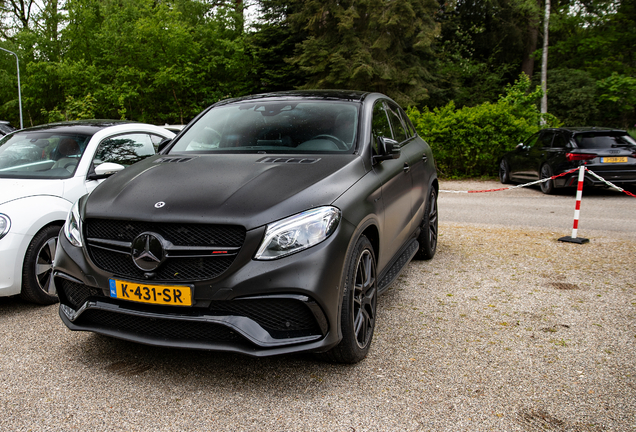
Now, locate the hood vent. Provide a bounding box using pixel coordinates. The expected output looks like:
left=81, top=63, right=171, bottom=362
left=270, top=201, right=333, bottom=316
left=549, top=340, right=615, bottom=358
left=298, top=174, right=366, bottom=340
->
left=154, top=157, right=195, bottom=164
left=257, top=157, right=320, bottom=164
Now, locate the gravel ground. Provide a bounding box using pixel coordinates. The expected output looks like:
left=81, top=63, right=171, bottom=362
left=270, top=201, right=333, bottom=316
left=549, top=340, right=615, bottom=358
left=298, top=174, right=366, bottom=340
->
left=1, top=213, right=635, bottom=430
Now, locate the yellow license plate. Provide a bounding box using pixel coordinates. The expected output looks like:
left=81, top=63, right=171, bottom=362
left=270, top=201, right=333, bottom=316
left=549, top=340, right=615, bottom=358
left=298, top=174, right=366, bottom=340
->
left=109, top=279, right=192, bottom=306
left=601, top=157, right=628, bottom=163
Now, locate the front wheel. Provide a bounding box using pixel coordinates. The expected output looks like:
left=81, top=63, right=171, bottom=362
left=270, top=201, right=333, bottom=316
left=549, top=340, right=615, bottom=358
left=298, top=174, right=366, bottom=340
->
left=499, top=159, right=512, bottom=184
left=415, top=188, right=438, bottom=260
left=324, top=235, right=377, bottom=364
left=20, top=225, right=61, bottom=305
left=540, top=164, right=555, bottom=194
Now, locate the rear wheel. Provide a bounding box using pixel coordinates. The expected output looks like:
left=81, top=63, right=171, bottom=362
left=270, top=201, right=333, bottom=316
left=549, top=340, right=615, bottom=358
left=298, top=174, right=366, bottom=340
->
left=415, top=188, right=438, bottom=260
left=324, top=235, right=377, bottom=364
left=540, top=164, right=555, bottom=194
left=20, top=225, right=61, bottom=305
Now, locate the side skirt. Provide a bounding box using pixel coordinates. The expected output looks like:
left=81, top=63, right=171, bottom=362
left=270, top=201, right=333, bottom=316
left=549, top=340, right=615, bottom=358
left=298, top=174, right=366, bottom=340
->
left=377, top=239, right=419, bottom=295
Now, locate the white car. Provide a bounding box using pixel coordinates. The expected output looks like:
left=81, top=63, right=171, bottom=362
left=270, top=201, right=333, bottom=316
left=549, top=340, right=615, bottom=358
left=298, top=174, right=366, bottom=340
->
left=0, top=120, right=175, bottom=304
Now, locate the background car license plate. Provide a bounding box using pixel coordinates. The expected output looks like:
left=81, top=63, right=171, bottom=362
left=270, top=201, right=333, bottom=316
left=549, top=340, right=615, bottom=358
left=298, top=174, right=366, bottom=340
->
left=109, top=279, right=192, bottom=306
left=601, top=157, right=628, bottom=163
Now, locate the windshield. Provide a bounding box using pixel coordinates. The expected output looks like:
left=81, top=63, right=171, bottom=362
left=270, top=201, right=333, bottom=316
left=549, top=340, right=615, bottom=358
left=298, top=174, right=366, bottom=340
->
left=0, top=131, right=92, bottom=179
left=574, top=133, right=636, bottom=149
left=169, top=100, right=359, bottom=154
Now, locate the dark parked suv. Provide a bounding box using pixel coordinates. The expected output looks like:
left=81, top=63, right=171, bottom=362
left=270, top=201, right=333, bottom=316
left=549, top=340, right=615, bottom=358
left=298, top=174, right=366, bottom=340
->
left=499, top=127, right=636, bottom=193
left=53, top=90, right=438, bottom=363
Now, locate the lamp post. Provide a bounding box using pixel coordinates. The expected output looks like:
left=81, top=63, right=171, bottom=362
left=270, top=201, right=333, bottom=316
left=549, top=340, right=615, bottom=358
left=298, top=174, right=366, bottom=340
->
left=0, top=47, right=24, bottom=129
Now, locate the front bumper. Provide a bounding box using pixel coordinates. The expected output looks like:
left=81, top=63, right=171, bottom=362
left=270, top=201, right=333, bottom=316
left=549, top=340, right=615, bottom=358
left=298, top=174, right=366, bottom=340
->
left=54, top=219, right=355, bottom=356
left=0, top=232, right=29, bottom=297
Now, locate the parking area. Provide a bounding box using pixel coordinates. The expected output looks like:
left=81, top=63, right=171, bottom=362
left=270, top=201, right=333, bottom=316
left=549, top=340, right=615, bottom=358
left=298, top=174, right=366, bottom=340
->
left=1, top=181, right=635, bottom=431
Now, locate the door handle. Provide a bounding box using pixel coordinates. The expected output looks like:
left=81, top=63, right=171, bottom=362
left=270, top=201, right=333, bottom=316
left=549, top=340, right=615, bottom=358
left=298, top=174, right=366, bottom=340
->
left=403, top=163, right=410, bottom=173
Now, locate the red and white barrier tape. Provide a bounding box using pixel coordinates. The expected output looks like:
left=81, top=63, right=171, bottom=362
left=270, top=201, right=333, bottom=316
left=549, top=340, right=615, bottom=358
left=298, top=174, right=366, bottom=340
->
left=440, top=166, right=636, bottom=198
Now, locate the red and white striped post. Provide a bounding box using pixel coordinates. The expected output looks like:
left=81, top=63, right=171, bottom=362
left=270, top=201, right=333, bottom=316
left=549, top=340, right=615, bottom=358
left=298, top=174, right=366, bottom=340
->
left=559, top=166, right=589, bottom=244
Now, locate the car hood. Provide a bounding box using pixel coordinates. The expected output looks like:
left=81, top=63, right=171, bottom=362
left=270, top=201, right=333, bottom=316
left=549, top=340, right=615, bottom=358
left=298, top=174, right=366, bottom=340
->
left=84, top=153, right=367, bottom=230
left=0, top=178, right=65, bottom=206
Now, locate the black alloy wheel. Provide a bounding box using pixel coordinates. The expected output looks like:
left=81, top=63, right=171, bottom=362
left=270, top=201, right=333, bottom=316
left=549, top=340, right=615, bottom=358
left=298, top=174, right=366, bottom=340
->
left=325, top=235, right=377, bottom=363
left=540, top=164, right=555, bottom=194
left=20, top=224, right=61, bottom=305
left=415, top=188, right=438, bottom=260
left=499, top=159, right=511, bottom=184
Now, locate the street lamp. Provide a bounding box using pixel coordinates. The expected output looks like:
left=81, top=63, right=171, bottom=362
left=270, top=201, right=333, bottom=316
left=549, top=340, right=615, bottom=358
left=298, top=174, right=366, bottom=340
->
left=0, top=47, right=24, bottom=129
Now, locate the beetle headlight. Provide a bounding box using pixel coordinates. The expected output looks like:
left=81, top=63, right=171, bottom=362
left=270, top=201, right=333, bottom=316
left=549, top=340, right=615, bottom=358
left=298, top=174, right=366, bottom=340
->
left=63, top=200, right=83, bottom=247
left=0, top=213, right=10, bottom=240
left=255, top=207, right=341, bottom=260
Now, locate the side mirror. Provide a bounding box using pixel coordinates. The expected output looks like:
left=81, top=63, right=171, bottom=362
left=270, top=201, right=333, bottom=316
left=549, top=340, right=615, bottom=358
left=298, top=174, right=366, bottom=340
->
left=157, top=138, right=172, bottom=153
left=87, top=162, right=125, bottom=180
left=515, top=143, right=524, bottom=151
left=373, top=137, right=400, bottom=163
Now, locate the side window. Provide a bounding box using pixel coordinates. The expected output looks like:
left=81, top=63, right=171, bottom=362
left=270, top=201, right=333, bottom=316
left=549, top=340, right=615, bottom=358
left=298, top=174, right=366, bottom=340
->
left=386, top=103, right=408, bottom=143
left=93, top=133, right=155, bottom=168
left=150, top=134, right=167, bottom=151
left=524, top=133, right=540, bottom=149
left=552, top=134, right=567, bottom=148
left=538, top=132, right=554, bottom=148
left=400, top=108, right=417, bottom=138
left=371, top=101, right=392, bottom=154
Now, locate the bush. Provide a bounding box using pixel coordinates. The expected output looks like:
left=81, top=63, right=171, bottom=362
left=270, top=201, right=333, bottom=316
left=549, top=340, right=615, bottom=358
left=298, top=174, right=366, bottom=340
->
left=408, top=75, right=560, bottom=178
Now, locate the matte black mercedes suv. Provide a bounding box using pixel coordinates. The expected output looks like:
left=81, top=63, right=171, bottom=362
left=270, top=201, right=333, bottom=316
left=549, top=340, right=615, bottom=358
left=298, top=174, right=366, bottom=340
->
left=54, top=90, right=438, bottom=363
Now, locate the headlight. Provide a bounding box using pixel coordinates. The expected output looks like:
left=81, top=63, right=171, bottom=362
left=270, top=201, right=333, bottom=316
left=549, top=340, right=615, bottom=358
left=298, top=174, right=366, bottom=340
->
left=63, top=200, right=83, bottom=247
left=0, top=214, right=10, bottom=240
left=254, top=207, right=341, bottom=260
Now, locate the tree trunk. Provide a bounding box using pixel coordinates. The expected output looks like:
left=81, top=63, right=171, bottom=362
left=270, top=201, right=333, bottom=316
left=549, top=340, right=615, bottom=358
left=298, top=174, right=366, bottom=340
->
left=541, top=0, right=550, bottom=118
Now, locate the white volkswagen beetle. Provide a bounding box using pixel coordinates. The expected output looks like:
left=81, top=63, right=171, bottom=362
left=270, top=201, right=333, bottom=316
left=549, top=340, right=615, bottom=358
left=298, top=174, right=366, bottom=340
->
left=0, top=120, right=175, bottom=304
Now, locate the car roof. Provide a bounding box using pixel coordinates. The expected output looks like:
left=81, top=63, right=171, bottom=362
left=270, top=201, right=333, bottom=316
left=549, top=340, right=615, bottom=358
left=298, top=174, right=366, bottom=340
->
left=544, top=127, right=628, bottom=135
left=13, top=120, right=138, bottom=136
left=213, top=90, right=371, bottom=107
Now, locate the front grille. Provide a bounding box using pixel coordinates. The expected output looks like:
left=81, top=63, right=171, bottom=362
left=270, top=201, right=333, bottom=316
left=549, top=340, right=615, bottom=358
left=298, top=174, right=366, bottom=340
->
left=84, top=219, right=245, bottom=281
left=57, top=278, right=103, bottom=309
left=85, top=219, right=245, bottom=247
left=89, top=248, right=235, bottom=281
left=76, top=309, right=240, bottom=342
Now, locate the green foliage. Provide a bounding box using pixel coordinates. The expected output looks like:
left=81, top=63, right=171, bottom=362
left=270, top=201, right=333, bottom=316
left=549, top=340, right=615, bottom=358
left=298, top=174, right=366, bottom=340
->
left=409, top=75, right=560, bottom=178
left=541, top=68, right=599, bottom=127
left=41, top=93, right=97, bottom=123
left=287, top=0, right=440, bottom=106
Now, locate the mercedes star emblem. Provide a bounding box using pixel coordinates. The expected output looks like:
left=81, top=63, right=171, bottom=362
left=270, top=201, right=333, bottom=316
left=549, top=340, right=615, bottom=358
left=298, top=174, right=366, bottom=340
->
left=131, top=233, right=165, bottom=271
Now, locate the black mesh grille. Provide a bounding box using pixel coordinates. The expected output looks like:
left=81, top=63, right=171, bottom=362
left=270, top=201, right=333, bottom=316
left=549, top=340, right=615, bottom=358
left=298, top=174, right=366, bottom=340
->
left=76, top=309, right=241, bottom=342
left=85, top=219, right=245, bottom=247
left=57, top=278, right=103, bottom=309
left=89, top=248, right=235, bottom=281
left=84, top=219, right=245, bottom=281
left=209, top=299, right=321, bottom=336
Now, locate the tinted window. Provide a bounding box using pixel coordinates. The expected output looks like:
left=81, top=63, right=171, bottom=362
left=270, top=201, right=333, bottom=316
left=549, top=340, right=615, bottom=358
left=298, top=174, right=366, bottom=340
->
left=372, top=102, right=392, bottom=154
left=0, top=131, right=91, bottom=179
left=386, top=103, right=408, bottom=143
left=170, top=101, right=359, bottom=153
left=552, top=134, right=568, bottom=148
left=93, top=133, right=155, bottom=168
left=574, top=133, right=636, bottom=149
left=524, top=133, right=540, bottom=148
left=538, top=132, right=554, bottom=147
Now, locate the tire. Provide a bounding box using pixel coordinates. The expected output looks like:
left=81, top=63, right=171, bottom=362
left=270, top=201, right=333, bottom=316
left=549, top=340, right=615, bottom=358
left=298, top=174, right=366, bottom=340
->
left=20, top=224, right=61, bottom=305
left=414, top=188, right=438, bottom=260
left=499, top=159, right=512, bottom=184
left=540, top=164, right=555, bottom=194
left=324, top=235, right=377, bottom=364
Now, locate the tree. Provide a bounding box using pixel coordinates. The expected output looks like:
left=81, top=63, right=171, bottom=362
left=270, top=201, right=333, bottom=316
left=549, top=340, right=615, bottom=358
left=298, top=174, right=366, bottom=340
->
left=287, top=0, right=440, bottom=107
